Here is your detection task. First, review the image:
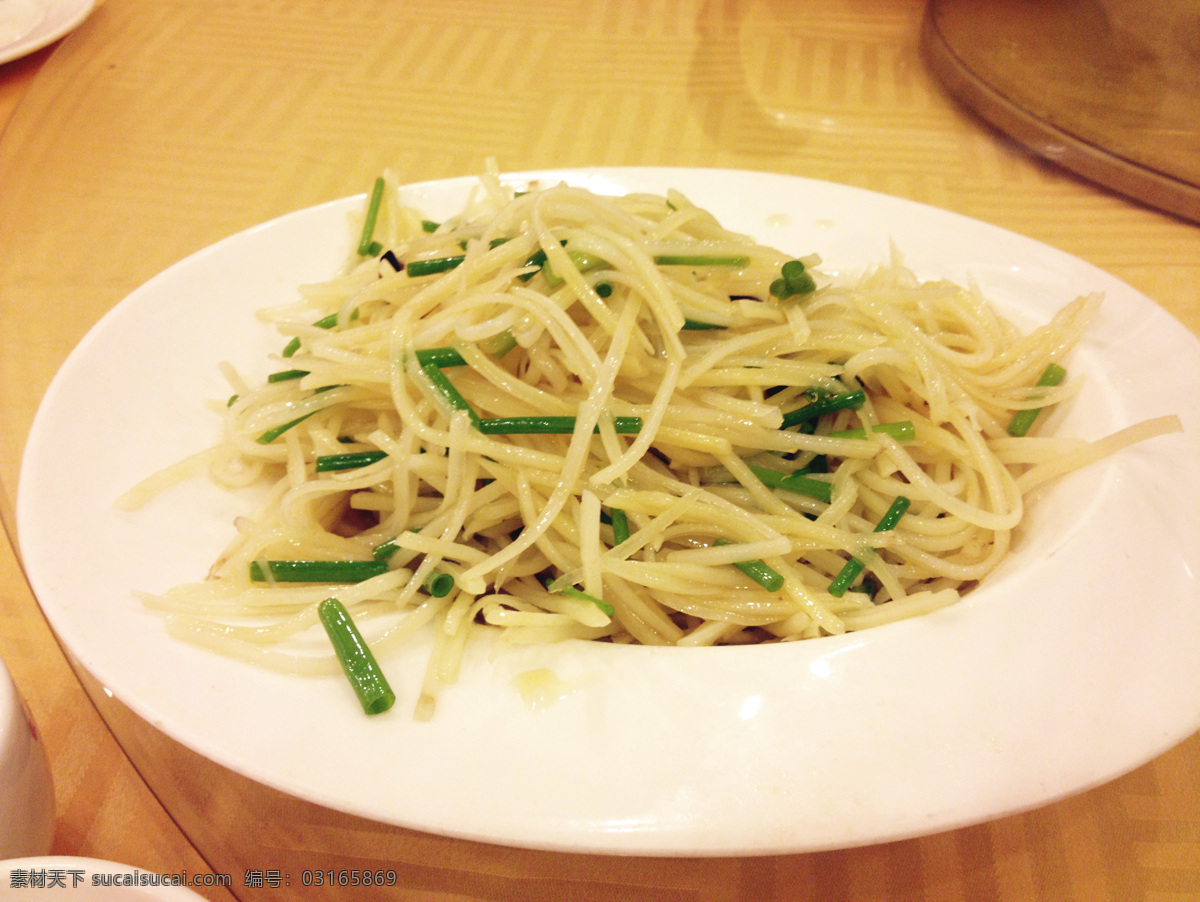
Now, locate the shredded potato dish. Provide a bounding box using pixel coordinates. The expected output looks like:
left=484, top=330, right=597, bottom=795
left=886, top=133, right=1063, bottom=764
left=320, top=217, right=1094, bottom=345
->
left=120, top=170, right=1180, bottom=717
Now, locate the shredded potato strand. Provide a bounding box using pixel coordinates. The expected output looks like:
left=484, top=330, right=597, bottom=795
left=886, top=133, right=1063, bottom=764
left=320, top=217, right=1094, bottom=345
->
left=127, top=174, right=1179, bottom=717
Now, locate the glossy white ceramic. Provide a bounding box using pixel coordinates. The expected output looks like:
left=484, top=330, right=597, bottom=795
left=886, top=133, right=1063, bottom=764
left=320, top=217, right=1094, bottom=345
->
left=0, top=0, right=93, bottom=65
left=0, top=858, right=208, bottom=899
left=16, top=169, right=1200, bottom=854
left=0, top=657, right=53, bottom=860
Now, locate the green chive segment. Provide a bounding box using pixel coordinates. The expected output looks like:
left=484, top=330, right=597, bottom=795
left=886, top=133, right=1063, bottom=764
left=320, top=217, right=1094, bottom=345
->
left=407, top=255, right=466, bottom=277
left=424, top=570, right=456, bottom=598
left=312, top=312, right=340, bottom=329
left=827, top=496, right=912, bottom=597
left=318, top=598, right=395, bottom=715
left=713, top=539, right=785, bottom=592
left=256, top=411, right=319, bottom=444
left=556, top=585, right=616, bottom=617
left=609, top=508, right=631, bottom=546
left=1007, top=363, right=1067, bottom=437
left=748, top=464, right=834, bottom=504
left=267, top=369, right=309, bottom=383
left=414, top=347, right=467, bottom=368
left=542, top=251, right=608, bottom=288
left=518, top=247, right=550, bottom=281
left=781, top=389, right=866, bottom=430
left=654, top=254, right=750, bottom=267
left=827, top=421, right=915, bottom=441
left=476, top=415, right=642, bottom=434
left=357, top=177, right=385, bottom=257
left=315, top=450, right=388, bottom=472
left=249, top=560, right=389, bottom=583
left=413, top=330, right=518, bottom=369
left=420, top=362, right=480, bottom=426
left=373, top=538, right=399, bottom=561
left=281, top=311, right=342, bottom=358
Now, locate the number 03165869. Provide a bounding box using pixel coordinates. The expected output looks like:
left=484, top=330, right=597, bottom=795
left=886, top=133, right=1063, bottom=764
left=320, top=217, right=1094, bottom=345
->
left=301, top=870, right=398, bottom=887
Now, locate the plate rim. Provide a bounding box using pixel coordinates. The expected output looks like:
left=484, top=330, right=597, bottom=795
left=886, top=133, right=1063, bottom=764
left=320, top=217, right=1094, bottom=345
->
left=0, top=0, right=94, bottom=66
left=16, top=166, right=1200, bottom=855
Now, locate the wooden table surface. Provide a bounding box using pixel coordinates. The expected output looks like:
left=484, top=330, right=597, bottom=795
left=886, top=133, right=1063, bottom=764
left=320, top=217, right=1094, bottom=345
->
left=0, top=2, right=1197, bottom=899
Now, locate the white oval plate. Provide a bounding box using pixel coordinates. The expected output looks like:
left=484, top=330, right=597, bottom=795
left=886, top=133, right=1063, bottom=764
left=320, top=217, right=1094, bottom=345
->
left=17, top=169, right=1200, bottom=855
left=0, top=0, right=93, bottom=65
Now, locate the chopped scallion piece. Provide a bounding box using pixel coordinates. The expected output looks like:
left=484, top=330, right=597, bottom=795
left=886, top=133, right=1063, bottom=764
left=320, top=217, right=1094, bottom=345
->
left=293, top=312, right=349, bottom=350
left=373, top=538, right=399, bottom=561
left=313, top=312, right=340, bottom=329
left=654, top=254, right=750, bottom=267
left=267, top=368, right=309, bottom=383
left=412, top=329, right=519, bottom=369
left=318, top=598, right=395, bottom=715
left=827, top=563, right=863, bottom=596
left=314, top=450, right=388, bottom=472
left=713, top=539, right=785, bottom=592
left=781, top=389, right=866, bottom=430
left=414, top=347, right=466, bottom=368
left=476, top=415, right=642, bottom=434
left=373, top=526, right=425, bottom=562
left=250, top=559, right=389, bottom=583
left=516, top=242, right=566, bottom=281
left=610, top=508, right=631, bottom=546
left=256, top=411, right=319, bottom=444
left=682, top=319, right=727, bottom=330
left=424, top=570, right=456, bottom=598
left=518, top=248, right=548, bottom=280
left=873, top=495, right=911, bottom=533
left=747, top=464, right=834, bottom=504
left=542, top=250, right=608, bottom=288
left=827, top=421, right=914, bottom=441
left=283, top=311, right=345, bottom=356
left=827, top=496, right=911, bottom=597
left=483, top=329, right=519, bottom=358
left=801, top=455, right=828, bottom=474
left=421, top=219, right=440, bottom=233
left=406, top=255, right=466, bottom=277
left=420, top=362, right=480, bottom=426
left=556, top=585, right=615, bottom=617
left=356, top=177, right=385, bottom=257
left=1007, top=363, right=1067, bottom=437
